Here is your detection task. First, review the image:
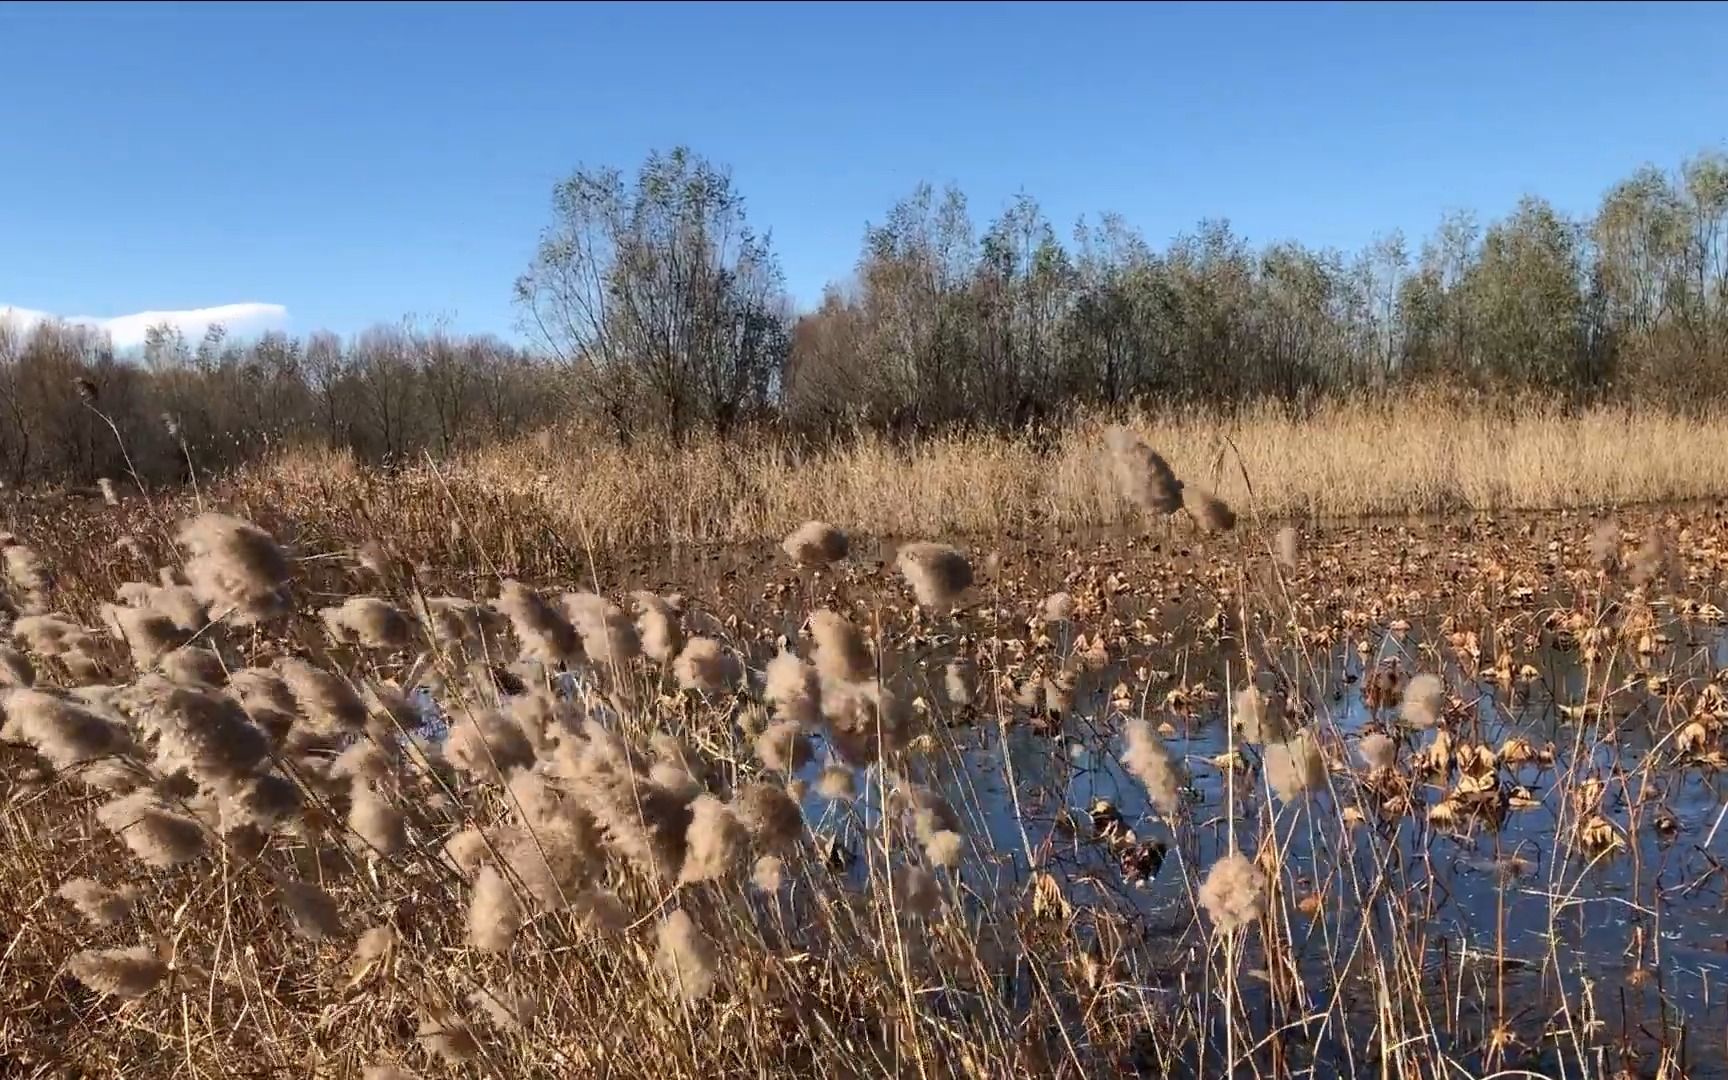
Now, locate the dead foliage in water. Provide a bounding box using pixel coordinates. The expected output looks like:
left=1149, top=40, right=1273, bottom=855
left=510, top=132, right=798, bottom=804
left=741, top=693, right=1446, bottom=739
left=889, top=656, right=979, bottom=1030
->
left=3, top=457, right=1727, bottom=1078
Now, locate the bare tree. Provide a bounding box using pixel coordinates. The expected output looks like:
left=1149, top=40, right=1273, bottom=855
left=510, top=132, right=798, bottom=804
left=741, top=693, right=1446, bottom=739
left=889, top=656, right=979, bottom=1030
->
left=516, top=147, right=791, bottom=440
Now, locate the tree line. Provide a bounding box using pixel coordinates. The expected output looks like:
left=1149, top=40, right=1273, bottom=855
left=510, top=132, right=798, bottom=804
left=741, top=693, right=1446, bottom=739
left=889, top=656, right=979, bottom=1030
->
left=5, top=144, right=1726, bottom=485
left=0, top=320, right=558, bottom=488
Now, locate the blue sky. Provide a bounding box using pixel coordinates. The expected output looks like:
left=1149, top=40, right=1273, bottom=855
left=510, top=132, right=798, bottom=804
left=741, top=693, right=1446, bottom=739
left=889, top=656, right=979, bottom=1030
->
left=2, top=0, right=1725, bottom=345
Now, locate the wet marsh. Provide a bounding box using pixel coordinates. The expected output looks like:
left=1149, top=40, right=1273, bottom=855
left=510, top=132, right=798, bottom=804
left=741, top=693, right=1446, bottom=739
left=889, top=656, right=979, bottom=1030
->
left=3, top=469, right=1728, bottom=1077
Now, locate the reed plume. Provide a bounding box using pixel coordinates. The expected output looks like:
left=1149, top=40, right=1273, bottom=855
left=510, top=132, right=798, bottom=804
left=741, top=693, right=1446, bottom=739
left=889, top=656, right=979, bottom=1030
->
left=1198, top=851, right=1266, bottom=935
left=1104, top=426, right=1184, bottom=515
left=68, top=944, right=167, bottom=999
left=56, top=878, right=138, bottom=927
left=468, top=864, right=522, bottom=953
left=895, top=542, right=973, bottom=608
left=782, top=520, right=849, bottom=566
left=495, top=580, right=582, bottom=665
left=319, top=596, right=413, bottom=649
left=176, top=513, right=292, bottom=624
left=1401, top=673, right=1445, bottom=729
left=1121, top=718, right=1185, bottom=817
left=764, top=650, right=821, bottom=729
left=656, top=909, right=718, bottom=1001
left=673, top=637, right=738, bottom=692
left=630, top=591, right=683, bottom=664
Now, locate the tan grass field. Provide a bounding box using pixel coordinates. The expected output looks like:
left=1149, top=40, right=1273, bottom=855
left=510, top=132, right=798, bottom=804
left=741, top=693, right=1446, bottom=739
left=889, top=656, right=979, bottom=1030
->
left=238, top=397, right=1728, bottom=558
left=2, top=409, right=1726, bottom=1078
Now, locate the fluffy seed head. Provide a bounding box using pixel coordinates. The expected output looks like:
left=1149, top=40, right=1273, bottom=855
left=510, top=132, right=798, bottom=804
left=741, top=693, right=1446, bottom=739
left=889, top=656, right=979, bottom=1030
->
left=419, top=595, right=504, bottom=652
left=100, top=602, right=185, bottom=669
left=0, top=645, right=34, bottom=687
left=320, top=597, right=413, bottom=649
left=1275, top=525, right=1302, bottom=570
left=754, top=719, right=812, bottom=774
left=656, top=909, right=718, bottom=1000
left=1198, top=851, right=1266, bottom=935
left=73, top=757, right=149, bottom=794
left=277, top=878, right=348, bottom=941
left=562, top=592, right=641, bottom=666
left=1401, top=673, right=1445, bottom=729
left=567, top=744, right=692, bottom=881
left=62, top=649, right=106, bottom=683
left=1190, top=489, right=1236, bottom=533
left=4, top=543, right=50, bottom=594
left=782, top=521, right=848, bottom=566
left=495, top=580, right=581, bottom=665
left=808, top=611, right=873, bottom=684
left=649, top=731, right=706, bottom=777
left=924, top=830, right=964, bottom=869
left=1121, top=719, right=1185, bottom=817
left=1589, top=519, right=1620, bottom=573
left=1039, top=592, right=1075, bottom=624
left=159, top=646, right=227, bottom=688
left=895, top=864, right=941, bottom=918
left=506, top=687, right=579, bottom=754
left=502, top=815, right=599, bottom=910
left=56, top=878, right=138, bottom=927
left=68, top=944, right=166, bottom=999
left=351, top=924, right=397, bottom=973
left=573, top=888, right=630, bottom=935
left=348, top=782, right=406, bottom=855
left=763, top=650, right=821, bottom=729
left=444, top=708, right=537, bottom=783
left=504, top=767, right=565, bottom=828
left=944, top=659, right=975, bottom=706
left=150, top=585, right=208, bottom=633
left=13, top=614, right=100, bottom=659
left=679, top=794, right=748, bottom=884
left=96, top=791, right=206, bottom=867
left=416, top=1006, right=480, bottom=1064
left=1630, top=531, right=1666, bottom=585
left=1104, top=426, right=1185, bottom=516
left=816, top=765, right=856, bottom=801
left=224, top=772, right=302, bottom=830
left=442, top=827, right=491, bottom=878
left=896, top=542, right=973, bottom=608
left=751, top=854, right=785, bottom=892
left=226, top=667, right=297, bottom=741
left=176, top=513, right=291, bottom=624
left=1359, top=731, right=1397, bottom=771
left=136, top=680, right=268, bottom=785
left=629, top=591, right=683, bottom=664
left=894, top=783, right=961, bottom=846
left=1262, top=733, right=1326, bottom=802
left=330, top=740, right=392, bottom=785
left=821, top=679, right=910, bottom=765
left=732, top=782, right=803, bottom=850
left=673, top=637, right=738, bottom=692
left=1, top=688, right=130, bottom=771
left=468, top=864, right=522, bottom=953
left=469, top=985, right=540, bottom=1034
left=1234, top=685, right=1286, bottom=745
left=276, top=658, right=367, bottom=733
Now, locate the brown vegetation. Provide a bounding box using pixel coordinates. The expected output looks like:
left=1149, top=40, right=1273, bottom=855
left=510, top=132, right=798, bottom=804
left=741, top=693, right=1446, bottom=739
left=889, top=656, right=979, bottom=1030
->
left=183, top=397, right=1728, bottom=565
left=1, top=425, right=1726, bottom=1078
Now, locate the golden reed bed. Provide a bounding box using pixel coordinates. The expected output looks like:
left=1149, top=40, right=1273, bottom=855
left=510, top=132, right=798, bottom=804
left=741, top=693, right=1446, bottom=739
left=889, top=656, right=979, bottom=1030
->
left=236, top=397, right=1728, bottom=559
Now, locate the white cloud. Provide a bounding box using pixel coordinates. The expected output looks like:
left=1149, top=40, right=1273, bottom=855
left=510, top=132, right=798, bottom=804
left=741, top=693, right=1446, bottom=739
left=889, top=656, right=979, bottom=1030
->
left=0, top=301, right=288, bottom=349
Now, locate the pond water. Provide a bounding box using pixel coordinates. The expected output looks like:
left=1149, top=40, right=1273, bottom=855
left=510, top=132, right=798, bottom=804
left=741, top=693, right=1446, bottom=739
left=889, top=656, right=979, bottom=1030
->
left=858, top=604, right=1728, bottom=1076
left=406, top=516, right=1728, bottom=1075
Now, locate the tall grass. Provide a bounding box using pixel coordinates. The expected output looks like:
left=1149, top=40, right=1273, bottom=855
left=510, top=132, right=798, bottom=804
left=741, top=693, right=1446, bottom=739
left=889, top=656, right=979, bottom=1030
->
left=0, top=418, right=1722, bottom=1078
left=231, top=397, right=1728, bottom=560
